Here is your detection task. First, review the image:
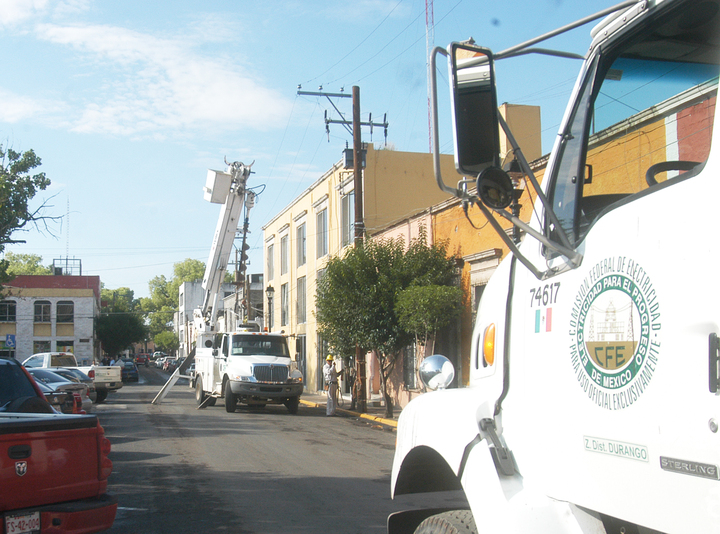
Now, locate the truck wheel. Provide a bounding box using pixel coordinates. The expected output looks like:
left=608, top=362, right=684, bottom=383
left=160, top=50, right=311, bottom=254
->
left=284, top=396, right=299, bottom=415
left=414, top=510, right=477, bottom=534
left=195, top=376, right=207, bottom=405
left=95, top=390, right=108, bottom=404
left=224, top=383, right=236, bottom=413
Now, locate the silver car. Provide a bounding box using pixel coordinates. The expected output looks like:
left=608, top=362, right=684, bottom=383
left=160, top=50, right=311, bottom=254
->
left=26, top=368, right=93, bottom=413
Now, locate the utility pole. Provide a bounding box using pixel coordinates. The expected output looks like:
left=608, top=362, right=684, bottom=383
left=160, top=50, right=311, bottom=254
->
left=351, top=86, right=367, bottom=413
left=297, top=85, right=389, bottom=413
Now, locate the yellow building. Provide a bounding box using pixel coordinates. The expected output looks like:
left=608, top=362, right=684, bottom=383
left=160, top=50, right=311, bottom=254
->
left=262, top=144, right=457, bottom=394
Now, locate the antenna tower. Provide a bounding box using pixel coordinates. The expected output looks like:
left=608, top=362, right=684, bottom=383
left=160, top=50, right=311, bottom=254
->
left=426, top=0, right=435, bottom=153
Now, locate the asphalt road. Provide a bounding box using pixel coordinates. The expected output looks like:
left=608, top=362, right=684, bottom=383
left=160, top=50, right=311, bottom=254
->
left=94, top=365, right=418, bottom=534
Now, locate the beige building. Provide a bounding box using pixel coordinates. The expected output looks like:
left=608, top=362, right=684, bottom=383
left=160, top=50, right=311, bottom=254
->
left=0, top=274, right=101, bottom=365
left=262, top=144, right=457, bottom=394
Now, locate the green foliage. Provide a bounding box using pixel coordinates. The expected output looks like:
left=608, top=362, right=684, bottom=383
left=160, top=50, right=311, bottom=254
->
left=3, top=252, right=52, bottom=275
left=153, top=330, right=179, bottom=353
left=0, top=145, right=51, bottom=248
left=396, top=285, right=463, bottom=348
left=315, top=228, right=460, bottom=417
left=0, top=145, right=55, bottom=287
left=101, top=287, right=136, bottom=312
left=143, top=258, right=205, bottom=338
left=96, top=312, right=147, bottom=357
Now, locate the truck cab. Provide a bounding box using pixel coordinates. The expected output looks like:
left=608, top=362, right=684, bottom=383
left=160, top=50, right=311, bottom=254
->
left=194, top=331, right=303, bottom=414
left=390, top=1, right=720, bottom=533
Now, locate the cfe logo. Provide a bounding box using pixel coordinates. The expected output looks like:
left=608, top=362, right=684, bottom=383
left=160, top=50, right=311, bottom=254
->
left=569, top=257, right=661, bottom=410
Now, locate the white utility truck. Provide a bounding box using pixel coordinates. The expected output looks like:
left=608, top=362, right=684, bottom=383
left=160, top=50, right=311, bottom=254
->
left=389, top=0, right=720, bottom=533
left=176, top=161, right=303, bottom=414
left=194, top=328, right=303, bottom=414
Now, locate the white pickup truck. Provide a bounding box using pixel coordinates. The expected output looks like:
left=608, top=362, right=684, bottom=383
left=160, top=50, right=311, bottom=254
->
left=22, top=352, right=123, bottom=403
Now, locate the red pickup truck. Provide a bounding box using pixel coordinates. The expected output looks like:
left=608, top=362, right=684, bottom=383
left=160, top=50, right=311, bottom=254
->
left=0, top=357, right=117, bottom=534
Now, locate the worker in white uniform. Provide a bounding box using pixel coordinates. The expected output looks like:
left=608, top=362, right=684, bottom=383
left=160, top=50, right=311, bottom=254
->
left=323, top=354, right=343, bottom=416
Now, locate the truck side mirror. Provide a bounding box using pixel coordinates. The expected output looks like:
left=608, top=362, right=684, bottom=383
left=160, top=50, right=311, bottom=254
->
left=450, top=43, right=500, bottom=176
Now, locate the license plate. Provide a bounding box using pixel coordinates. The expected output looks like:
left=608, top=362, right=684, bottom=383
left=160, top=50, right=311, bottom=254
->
left=5, top=511, right=40, bottom=534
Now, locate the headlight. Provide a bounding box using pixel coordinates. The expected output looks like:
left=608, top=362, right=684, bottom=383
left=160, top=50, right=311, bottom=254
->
left=231, top=374, right=255, bottom=382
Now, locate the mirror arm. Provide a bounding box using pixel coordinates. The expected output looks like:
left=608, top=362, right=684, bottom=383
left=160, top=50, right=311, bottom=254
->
left=501, top=48, right=585, bottom=61
left=497, top=113, right=580, bottom=265
left=473, top=201, right=544, bottom=279
left=494, top=0, right=639, bottom=60
left=492, top=208, right=582, bottom=267
left=431, top=46, right=473, bottom=201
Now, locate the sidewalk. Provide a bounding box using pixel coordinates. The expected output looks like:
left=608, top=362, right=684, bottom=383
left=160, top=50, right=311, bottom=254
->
left=299, top=392, right=399, bottom=429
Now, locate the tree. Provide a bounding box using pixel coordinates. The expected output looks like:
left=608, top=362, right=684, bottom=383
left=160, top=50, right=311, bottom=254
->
left=96, top=312, right=147, bottom=358
left=143, top=259, right=206, bottom=339
left=396, top=284, right=463, bottom=357
left=316, top=229, right=459, bottom=418
left=101, top=287, right=136, bottom=312
left=154, top=330, right=179, bottom=355
left=0, top=144, right=58, bottom=286
left=4, top=252, right=52, bottom=275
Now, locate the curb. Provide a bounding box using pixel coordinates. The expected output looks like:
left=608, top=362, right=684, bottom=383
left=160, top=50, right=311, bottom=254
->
left=299, top=398, right=397, bottom=429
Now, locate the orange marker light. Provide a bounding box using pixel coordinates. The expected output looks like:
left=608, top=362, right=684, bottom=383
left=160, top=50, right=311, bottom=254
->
left=483, top=324, right=496, bottom=367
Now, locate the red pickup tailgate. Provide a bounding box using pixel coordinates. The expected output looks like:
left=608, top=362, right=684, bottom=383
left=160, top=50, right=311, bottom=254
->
left=0, top=414, right=107, bottom=512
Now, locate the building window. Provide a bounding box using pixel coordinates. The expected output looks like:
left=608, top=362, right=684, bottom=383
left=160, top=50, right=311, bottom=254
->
left=316, top=208, right=328, bottom=258
left=33, top=341, right=51, bottom=353
left=296, top=223, right=306, bottom=267
left=341, top=191, right=355, bottom=248
left=296, top=276, right=306, bottom=324
left=0, top=300, right=16, bottom=322
left=403, top=343, right=419, bottom=390
left=57, top=301, right=74, bottom=323
left=267, top=244, right=274, bottom=280
left=472, top=285, right=486, bottom=327
left=280, top=283, right=289, bottom=326
left=280, top=234, right=289, bottom=275
left=34, top=301, right=51, bottom=323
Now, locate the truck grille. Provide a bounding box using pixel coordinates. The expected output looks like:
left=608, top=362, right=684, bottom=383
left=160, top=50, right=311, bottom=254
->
left=253, top=364, right=288, bottom=383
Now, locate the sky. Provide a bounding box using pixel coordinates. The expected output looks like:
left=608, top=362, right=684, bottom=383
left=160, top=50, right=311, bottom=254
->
left=0, top=0, right=620, bottom=298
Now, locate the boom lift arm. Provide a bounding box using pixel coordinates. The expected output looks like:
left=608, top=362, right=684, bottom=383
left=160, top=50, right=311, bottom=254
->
left=152, top=160, right=254, bottom=405
left=194, top=160, right=253, bottom=333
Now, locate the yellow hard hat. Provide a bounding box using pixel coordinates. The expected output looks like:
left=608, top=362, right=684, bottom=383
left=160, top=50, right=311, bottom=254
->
left=326, top=354, right=334, bottom=361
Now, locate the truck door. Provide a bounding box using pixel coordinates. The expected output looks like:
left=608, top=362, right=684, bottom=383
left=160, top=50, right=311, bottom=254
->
left=508, top=2, right=720, bottom=531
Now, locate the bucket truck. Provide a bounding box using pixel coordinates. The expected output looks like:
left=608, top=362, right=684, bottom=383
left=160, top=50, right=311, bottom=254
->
left=154, top=161, right=303, bottom=412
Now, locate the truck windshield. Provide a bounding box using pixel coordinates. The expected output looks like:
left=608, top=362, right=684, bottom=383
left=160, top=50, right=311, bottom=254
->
left=230, top=337, right=290, bottom=357
left=549, top=0, right=719, bottom=245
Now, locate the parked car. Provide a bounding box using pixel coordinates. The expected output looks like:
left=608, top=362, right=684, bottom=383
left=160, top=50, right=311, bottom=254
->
left=134, top=354, right=149, bottom=367
left=46, top=366, right=97, bottom=403
left=0, top=357, right=117, bottom=533
left=153, top=351, right=167, bottom=360
left=26, top=368, right=90, bottom=414
left=162, top=358, right=178, bottom=372
left=121, top=359, right=139, bottom=382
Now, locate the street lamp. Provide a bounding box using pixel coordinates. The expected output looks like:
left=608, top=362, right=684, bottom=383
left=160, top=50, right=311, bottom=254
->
left=266, top=285, right=275, bottom=331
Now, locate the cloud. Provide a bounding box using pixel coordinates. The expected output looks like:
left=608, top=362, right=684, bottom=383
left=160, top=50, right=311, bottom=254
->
left=34, top=23, right=293, bottom=137
left=0, top=89, right=60, bottom=123
left=0, top=0, right=49, bottom=27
